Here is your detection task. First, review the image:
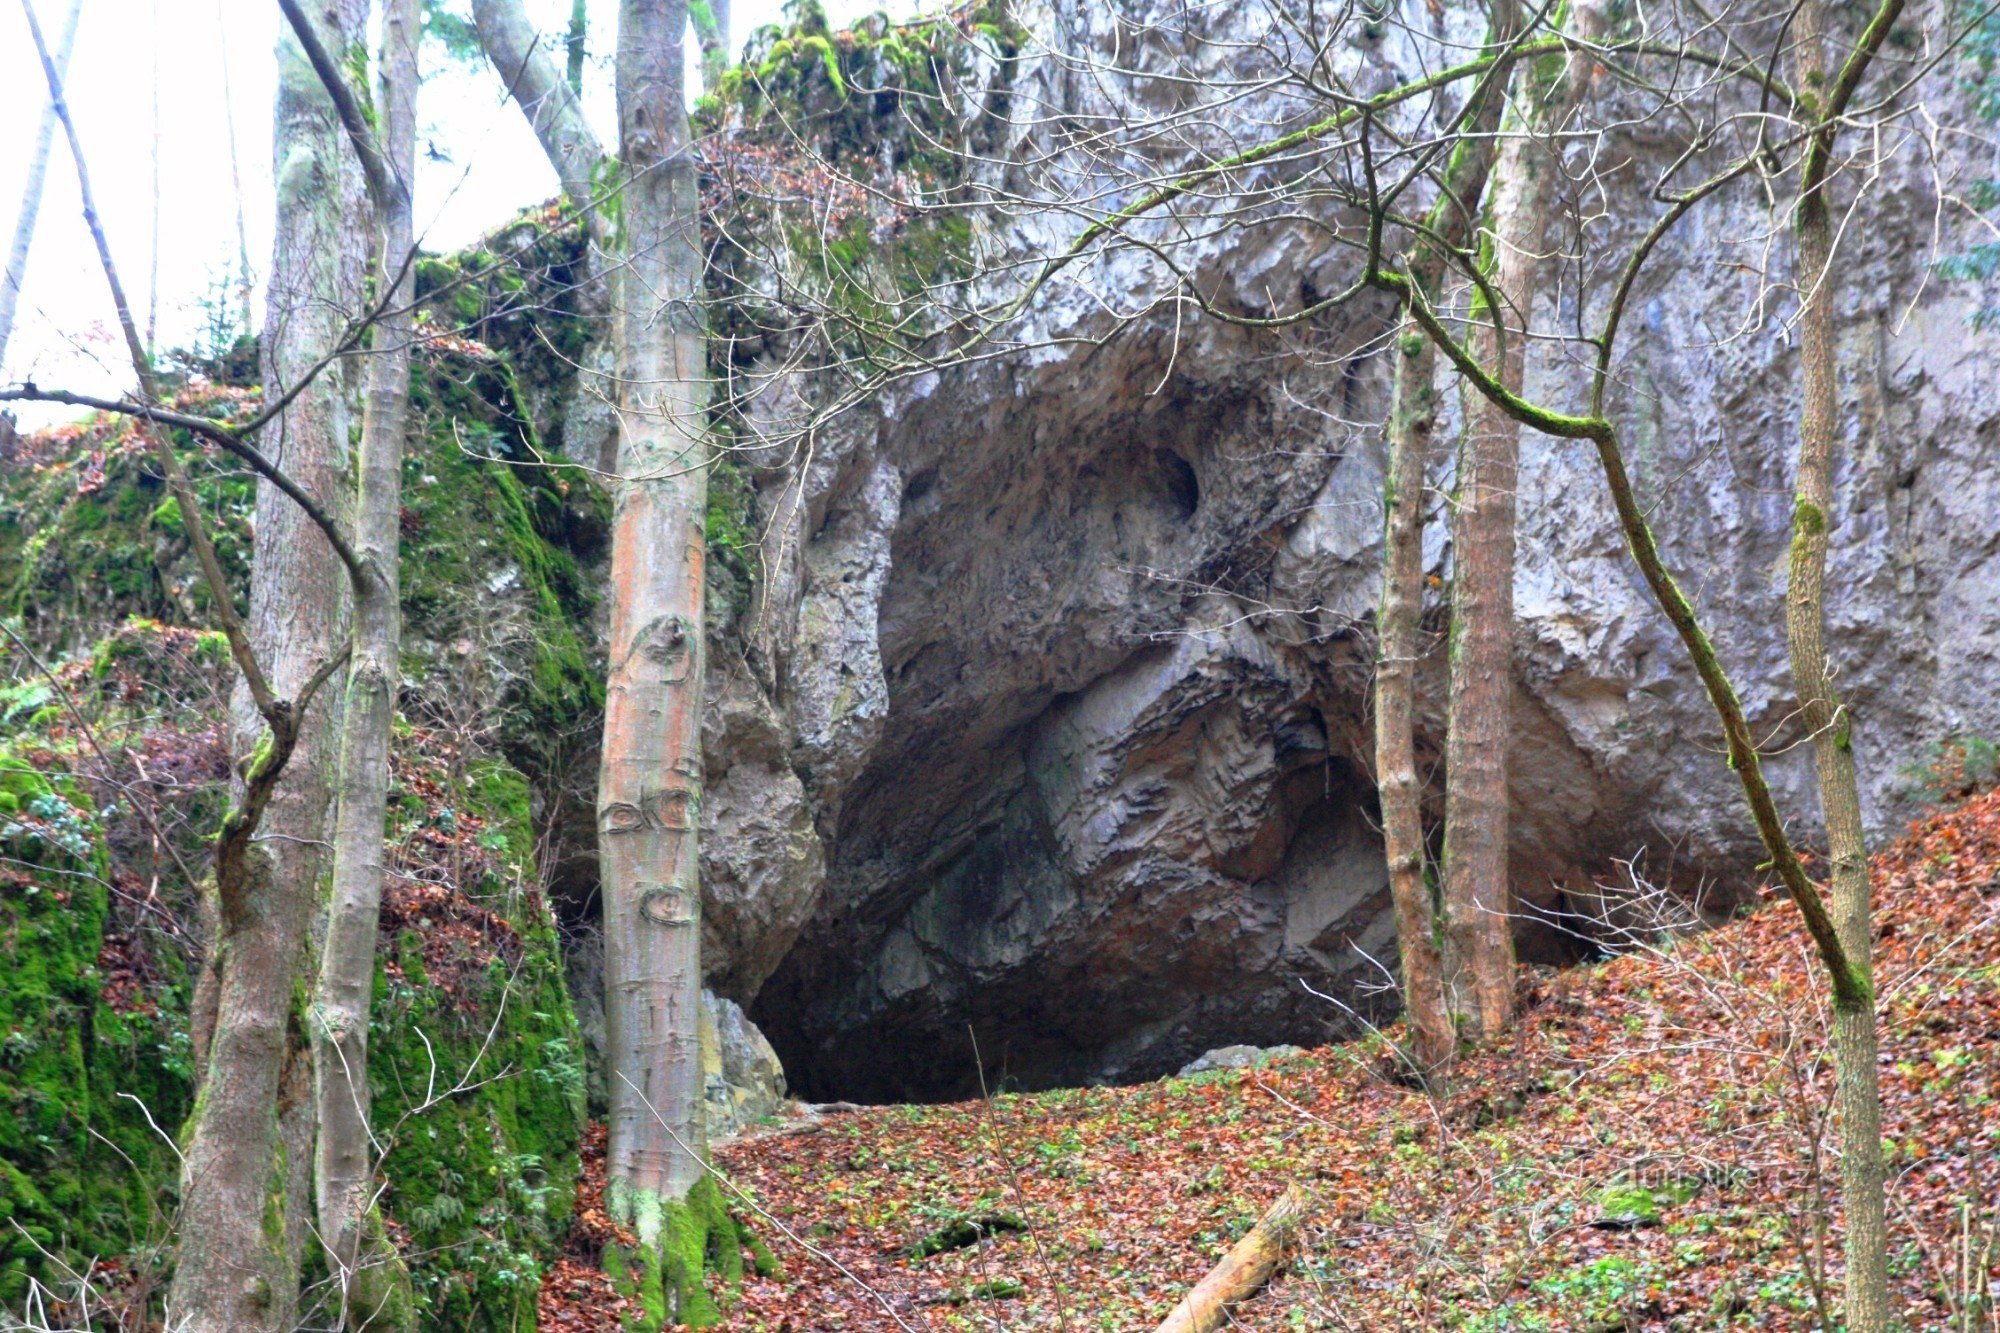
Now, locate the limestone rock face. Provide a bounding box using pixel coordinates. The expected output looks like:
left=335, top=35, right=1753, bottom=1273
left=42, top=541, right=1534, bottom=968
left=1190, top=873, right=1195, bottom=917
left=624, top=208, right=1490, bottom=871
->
left=1179, top=1045, right=1305, bottom=1078
left=702, top=992, right=789, bottom=1142
left=700, top=657, right=826, bottom=1001
left=678, top=0, right=2000, bottom=1101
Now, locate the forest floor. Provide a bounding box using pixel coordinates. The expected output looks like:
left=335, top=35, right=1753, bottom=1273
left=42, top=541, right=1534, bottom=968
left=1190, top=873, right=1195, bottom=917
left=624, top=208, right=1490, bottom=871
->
left=555, top=785, right=2000, bottom=1330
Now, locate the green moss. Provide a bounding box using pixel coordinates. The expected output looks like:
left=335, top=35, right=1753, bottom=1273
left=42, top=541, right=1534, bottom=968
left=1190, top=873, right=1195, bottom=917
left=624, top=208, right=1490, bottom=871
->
left=0, top=422, right=253, bottom=648
left=607, top=1175, right=757, bottom=1329
left=1593, top=1176, right=1700, bottom=1228
left=403, top=355, right=607, bottom=771
left=1792, top=495, right=1828, bottom=536
left=0, top=747, right=189, bottom=1309
left=0, top=619, right=586, bottom=1325
left=368, top=753, right=586, bottom=1329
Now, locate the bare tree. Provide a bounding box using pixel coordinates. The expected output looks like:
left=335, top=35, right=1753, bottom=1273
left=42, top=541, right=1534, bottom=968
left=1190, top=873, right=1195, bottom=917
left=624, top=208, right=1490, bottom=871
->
left=1362, top=0, right=1910, bottom=1316
left=469, top=0, right=732, bottom=1311
left=600, top=0, right=723, bottom=1314
left=1439, top=0, right=1610, bottom=1041
left=11, top=2, right=389, bottom=1325
left=1786, top=0, right=1899, bottom=1318
left=276, top=0, right=425, bottom=1322
left=0, top=0, right=82, bottom=370
left=472, top=0, right=607, bottom=212
left=1376, top=0, right=1525, bottom=1075
left=169, top=1, right=371, bottom=1324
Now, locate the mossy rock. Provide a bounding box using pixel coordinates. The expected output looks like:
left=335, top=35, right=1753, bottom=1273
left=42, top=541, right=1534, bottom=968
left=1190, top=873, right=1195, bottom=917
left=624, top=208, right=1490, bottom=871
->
left=0, top=429, right=252, bottom=652
left=369, top=754, right=589, bottom=1329
left=0, top=747, right=190, bottom=1309
left=1590, top=1177, right=1701, bottom=1230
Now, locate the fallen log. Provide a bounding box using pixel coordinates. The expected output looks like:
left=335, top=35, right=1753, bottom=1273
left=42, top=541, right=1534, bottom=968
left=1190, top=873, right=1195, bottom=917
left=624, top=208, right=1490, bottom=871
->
left=1154, top=1184, right=1311, bottom=1333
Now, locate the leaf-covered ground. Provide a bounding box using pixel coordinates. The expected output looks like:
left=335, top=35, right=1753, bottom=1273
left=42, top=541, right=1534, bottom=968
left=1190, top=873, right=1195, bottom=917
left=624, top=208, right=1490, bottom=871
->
left=693, top=786, right=2000, bottom=1330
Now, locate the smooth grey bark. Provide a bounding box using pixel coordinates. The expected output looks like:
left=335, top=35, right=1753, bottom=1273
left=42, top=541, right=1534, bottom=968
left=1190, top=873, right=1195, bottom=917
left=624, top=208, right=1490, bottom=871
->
left=472, top=0, right=607, bottom=209
left=171, top=4, right=370, bottom=1327
left=1441, top=0, right=1605, bottom=1040
left=0, top=0, right=82, bottom=371
left=304, top=0, right=421, bottom=1322
left=602, top=0, right=714, bottom=1278
left=481, top=0, right=717, bottom=1294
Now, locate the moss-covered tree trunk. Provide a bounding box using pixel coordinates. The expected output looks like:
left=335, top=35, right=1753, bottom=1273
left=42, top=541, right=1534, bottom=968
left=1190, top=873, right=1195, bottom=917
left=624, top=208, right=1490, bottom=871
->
left=1788, top=2, right=1891, bottom=1323
left=171, top=6, right=369, bottom=1327
left=691, top=0, right=729, bottom=90
left=308, top=0, right=420, bottom=1324
left=600, top=0, right=722, bottom=1323
left=1441, top=0, right=1604, bottom=1040
left=1375, top=0, right=1519, bottom=1076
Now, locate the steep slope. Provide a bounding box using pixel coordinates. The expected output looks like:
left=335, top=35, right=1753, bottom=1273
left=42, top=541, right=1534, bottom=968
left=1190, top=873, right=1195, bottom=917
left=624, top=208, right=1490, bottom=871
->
left=0, top=620, right=586, bottom=1326
left=712, top=774, right=2000, bottom=1327
left=0, top=234, right=612, bottom=1320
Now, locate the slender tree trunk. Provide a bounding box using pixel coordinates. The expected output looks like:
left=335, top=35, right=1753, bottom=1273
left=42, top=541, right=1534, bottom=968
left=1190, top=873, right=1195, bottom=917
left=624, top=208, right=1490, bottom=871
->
left=172, top=5, right=370, bottom=1327
left=310, top=0, right=420, bottom=1324
left=146, top=7, right=161, bottom=357
left=1790, top=5, right=1891, bottom=1324
left=602, top=0, right=720, bottom=1320
left=215, top=0, right=256, bottom=335
left=692, top=0, right=729, bottom=90
left=1376, top=1, right=1520, bottom=1075
left=1380, top=330, right=1457, bottom=1073
left=1442, top=3, right=1604, bottom=1039
left=473, top=0, right=606, bottom=210
left=0, top=0, right=82, bottom=371
left=567, top=0, right=589, bottom=93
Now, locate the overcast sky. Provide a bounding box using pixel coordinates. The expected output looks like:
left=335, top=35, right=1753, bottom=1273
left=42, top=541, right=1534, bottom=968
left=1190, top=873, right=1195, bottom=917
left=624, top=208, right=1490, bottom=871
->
left=0, top=0, right=889, bottom=423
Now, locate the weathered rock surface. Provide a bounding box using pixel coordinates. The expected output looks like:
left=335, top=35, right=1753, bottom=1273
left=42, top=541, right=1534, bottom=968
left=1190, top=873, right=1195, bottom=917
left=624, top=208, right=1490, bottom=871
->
left=1178, top=1045, right=1305, bottom=1077
left=668, top=0, right=2000, bottom=1102
left=703, top=991, right=790, bottom=1141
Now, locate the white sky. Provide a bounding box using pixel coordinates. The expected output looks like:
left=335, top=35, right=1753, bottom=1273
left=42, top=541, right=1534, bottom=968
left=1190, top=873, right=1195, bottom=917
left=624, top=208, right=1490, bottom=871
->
left=0, top=0, right=890, bottom=422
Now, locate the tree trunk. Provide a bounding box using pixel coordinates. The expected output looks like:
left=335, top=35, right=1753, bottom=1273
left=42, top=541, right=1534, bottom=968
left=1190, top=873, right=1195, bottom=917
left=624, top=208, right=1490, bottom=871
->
left=310, top=0, right=420, bottom=1324
left=567, top=0, right=589, bottom=93
left=0, top=0, right=82, bottom=370
left=1442, top=4, right=1604, bottom=1040
left=472, top=0, right=606, bottom=210
left=601, top=0, right=720, bottom=1322
left=692, top=0, right=729, bottom=89
left=172, top=5, right=369, bottom=1327
left=1379, top=331, right=1456, bottom=1073
left=1153, top=1185, right=1309, bottom=1333
left=1789, top=5, right=1891, bottom=1324
left=1376, top=0, right=1520, bottom=1076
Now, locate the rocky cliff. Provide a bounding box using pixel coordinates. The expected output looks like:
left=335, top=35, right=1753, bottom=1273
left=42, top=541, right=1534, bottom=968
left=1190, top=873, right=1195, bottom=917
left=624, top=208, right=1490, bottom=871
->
left=682, top=0, right=2000, bottom=1101
left=6, top=0, right=1994, bottom=1132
